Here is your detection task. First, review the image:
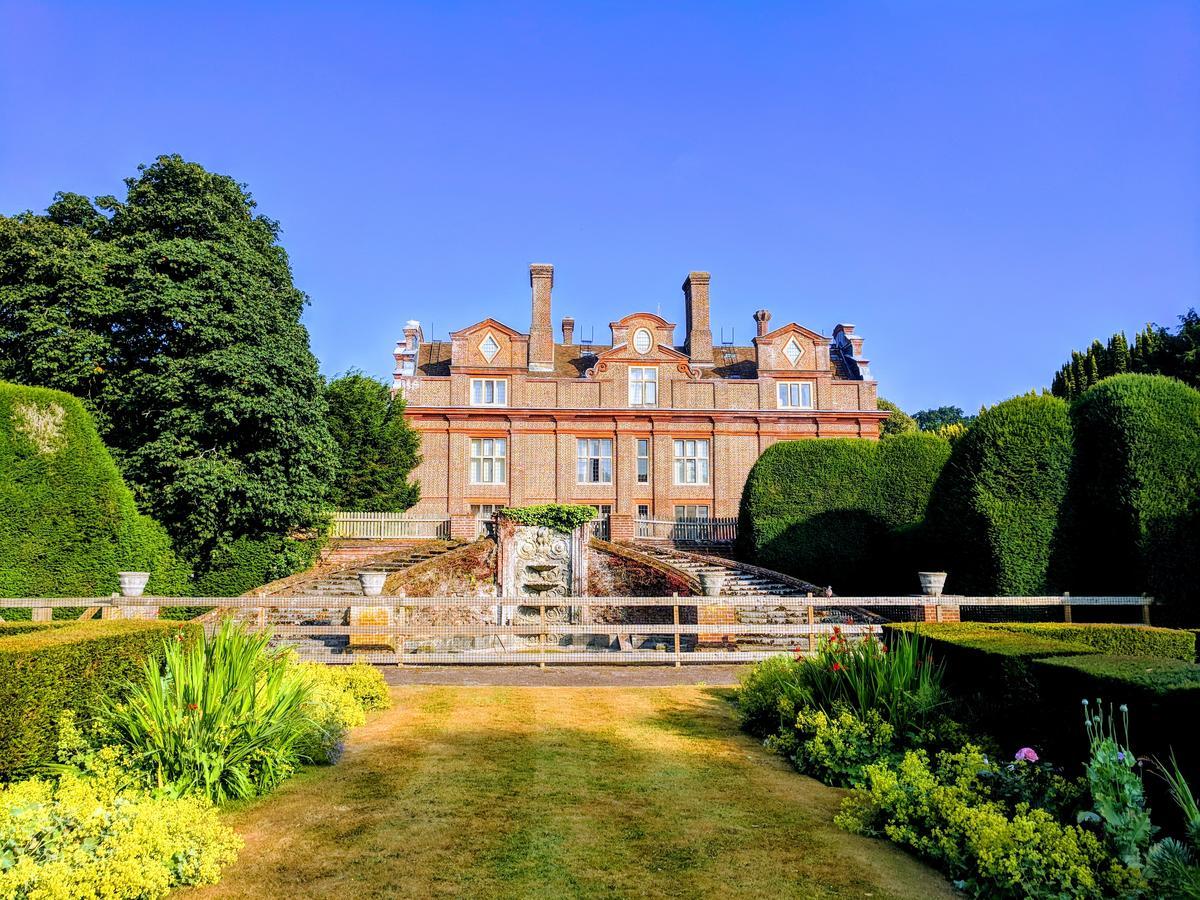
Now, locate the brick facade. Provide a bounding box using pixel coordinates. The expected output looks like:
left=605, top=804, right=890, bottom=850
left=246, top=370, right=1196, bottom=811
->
left=393, top=265, right=885, bottom=528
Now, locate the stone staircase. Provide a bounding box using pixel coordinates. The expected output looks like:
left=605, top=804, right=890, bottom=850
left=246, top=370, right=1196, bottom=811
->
left=199, top=540, right=464, bottom=658
left=629, top=544, right=884, bottom=652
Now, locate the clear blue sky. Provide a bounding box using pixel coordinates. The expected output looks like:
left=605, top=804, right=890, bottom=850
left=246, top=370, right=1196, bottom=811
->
left=2, top=2, right=1196, bottom=412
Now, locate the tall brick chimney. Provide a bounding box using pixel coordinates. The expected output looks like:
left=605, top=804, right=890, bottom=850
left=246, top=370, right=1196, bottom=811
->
left=683, top=271, right=713, bottom=366
left=561, top=316, right=575, bottom=346
left=528, top=263, right=554, bottom=371
left=754, top=309, right=772, bottom=337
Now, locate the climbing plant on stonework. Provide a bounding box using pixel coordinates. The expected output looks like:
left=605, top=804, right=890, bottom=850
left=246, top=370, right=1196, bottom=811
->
left=0, top=156, right=336, bottom=591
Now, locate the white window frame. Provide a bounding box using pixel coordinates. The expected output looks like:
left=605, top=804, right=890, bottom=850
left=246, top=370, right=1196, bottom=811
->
left=633, top=328, right=653, bottom=354
left=673, top=439, right=710, bottom=485
left=479, top=332, right=501, bottom=362
left=470, top=378, right=508, bottom=406
left=636, top=438, right=650, bottom=484
left=469, top=438, right=507, bottom=485
left=777, top=381, right=814, bottom=409
left=629, top=366, right=658, bottom=406
left=674, top=505, right=710, bottom=521
left=576, top=438, right=613, bottom=484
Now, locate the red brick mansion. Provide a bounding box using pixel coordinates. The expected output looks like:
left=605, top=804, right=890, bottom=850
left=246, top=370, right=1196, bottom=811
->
left=393, top=264, right=885, bottom=542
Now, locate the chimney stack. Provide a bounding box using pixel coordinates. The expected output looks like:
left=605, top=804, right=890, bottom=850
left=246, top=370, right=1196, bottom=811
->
left=528, top=263, right=554, bottom=371
left=682, top=271, right=713, bottom=366
left=561, top=316, right=575, bottom=346
left=754, top=309, right=772, bottom=337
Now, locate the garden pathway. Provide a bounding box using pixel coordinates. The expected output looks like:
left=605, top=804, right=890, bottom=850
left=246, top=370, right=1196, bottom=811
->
left=186, top=686, right=955, bottom=899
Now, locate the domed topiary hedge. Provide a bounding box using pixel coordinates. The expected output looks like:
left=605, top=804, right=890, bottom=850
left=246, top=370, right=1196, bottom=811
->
left=0, top=381, right=189, bottom=598
left=923, top=393, right=1074, bottom=596
left=1058, top=374, right=1200, bottom=620
left=738, top=432, right=950, bottom=594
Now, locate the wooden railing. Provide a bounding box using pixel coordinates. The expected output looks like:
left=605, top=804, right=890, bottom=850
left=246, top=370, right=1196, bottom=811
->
left=0, top=594, right=1153, bottom=665
left=331, top=512, right=450, bottom=540
left=636, top=517, right=738, bottom=544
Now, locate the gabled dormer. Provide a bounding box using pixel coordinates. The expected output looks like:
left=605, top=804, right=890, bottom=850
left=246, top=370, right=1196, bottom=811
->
left=450, top=318, right=528, bottom=370
left=753, top=322, right=832, bottom=375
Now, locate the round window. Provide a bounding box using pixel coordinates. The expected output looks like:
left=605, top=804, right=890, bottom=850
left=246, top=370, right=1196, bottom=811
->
left=633, top=328, right=653, bottom=354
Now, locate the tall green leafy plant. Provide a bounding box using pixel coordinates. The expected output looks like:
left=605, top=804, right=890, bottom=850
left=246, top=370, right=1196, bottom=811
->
left=1078, top=700, right=1154, bottom=868
left=106, top=620, right=312, bottom=803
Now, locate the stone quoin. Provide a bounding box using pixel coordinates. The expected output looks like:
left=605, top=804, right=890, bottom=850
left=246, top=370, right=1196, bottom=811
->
left=393, top=264, right=886, bottom=541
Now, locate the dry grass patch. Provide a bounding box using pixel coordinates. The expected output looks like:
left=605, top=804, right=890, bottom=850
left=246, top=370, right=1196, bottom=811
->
left=186, top=685, right=954, bottom=899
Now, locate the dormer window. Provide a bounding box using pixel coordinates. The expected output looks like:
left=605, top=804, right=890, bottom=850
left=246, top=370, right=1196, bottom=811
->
left=479, top=333, right=501, bottom=362
left=633, top=328, right=653, bottom=354
left=783, top=337, right=804, bottom=367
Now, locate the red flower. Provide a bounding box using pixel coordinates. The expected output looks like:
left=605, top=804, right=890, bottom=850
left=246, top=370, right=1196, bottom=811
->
left=832, top=662, right=843, bottom=672
left=187, top=703, right=199, bottom=711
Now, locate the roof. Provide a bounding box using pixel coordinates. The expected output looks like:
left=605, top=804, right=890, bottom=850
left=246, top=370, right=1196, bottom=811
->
left=414, top=340, right=851, bottom=379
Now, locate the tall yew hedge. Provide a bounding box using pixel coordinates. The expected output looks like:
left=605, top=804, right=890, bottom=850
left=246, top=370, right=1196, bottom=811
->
left=0, top=381, right=189, bottom=598
left=1058, top=374, right=1200, bottom=620
left=738, top=432, right=950, bottom=594
left=923, top=394, right=1074, bottom=595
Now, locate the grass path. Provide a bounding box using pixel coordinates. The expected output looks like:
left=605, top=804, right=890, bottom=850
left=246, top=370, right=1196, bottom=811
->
left=187, top=686, right=954, bottom=899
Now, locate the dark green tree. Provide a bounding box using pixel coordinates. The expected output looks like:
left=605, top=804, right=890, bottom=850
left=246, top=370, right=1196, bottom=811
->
left=324, top=371, right=420, bottom=511
left=1051, top=311, right=1199, bottom=400
left=0, top=156, right=336, bottom=591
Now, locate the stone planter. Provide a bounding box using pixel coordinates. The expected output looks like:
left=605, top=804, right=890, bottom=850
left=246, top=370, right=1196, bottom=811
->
left=918, top=571, right=948, bottom=597
left=358, top=571, right=387, bottom=597
left=699, top=571, right=726, bottom=597
left=117, top=571, right=150, bottom=598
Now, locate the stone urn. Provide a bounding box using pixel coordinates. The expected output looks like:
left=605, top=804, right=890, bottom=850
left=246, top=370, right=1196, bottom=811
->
left=699, top=571, right=726, bottom=597
left=117, top=571, right=150, bottom=598
left=358, top=571, right=387, bottom=597
left=918, top=571, right=948, bottom=597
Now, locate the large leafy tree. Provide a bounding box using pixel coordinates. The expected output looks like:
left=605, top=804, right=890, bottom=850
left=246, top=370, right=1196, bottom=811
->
left=324, top=371, right=420, bottom=511
left=0, top=156, right=335, bottom=586
left=912, top=405, right=974, bottom=432
left=1050, top=310, right=1199, bottom=400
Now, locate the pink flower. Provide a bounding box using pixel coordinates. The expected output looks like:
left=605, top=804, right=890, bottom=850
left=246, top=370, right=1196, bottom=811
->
left=1014, top=747, right=1039, bottom=763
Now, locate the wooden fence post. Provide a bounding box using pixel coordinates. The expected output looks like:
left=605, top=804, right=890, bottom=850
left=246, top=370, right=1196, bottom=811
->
left=1142, top=594, right=1152, bottom=626
left=31, top=606, right=51, bottom=622
left=1063, top=592, right=1072, bottom=623
left=672, top=593, right=681, bottom=668
left=806, top=593, right=815, bottom=654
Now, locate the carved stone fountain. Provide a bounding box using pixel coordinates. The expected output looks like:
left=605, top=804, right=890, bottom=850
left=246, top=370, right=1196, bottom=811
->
left=495, top=515, right=590, bottom=635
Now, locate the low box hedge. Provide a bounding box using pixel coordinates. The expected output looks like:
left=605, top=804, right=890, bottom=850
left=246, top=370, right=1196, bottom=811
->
left=972, top=622, right=1194, bottom=662
left=0, top=620, right=71, bottom=638
left=0, top=619, right=201, bottom=777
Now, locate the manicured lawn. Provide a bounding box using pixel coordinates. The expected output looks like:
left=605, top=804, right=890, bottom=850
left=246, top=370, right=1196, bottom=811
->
left=187, top=685, right=953, bottom=899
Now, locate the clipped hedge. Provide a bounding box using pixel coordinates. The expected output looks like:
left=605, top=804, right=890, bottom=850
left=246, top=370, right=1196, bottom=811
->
left=978, top=622, right=1195, bottom=662
left=923, top=394, right=1073, bottom=595
left=0, top=621, right=68, bottom=637
left=191, top=533, right=319, bottom=597
left=738, top=432, right=950, bottom=593
left=1059, top=374, right=1200, bottom=622
left=501, top=504, right=598, bottom=531
left=0, top=381, right=190, bottom=598
left=0, top=619, right=201, bottom=776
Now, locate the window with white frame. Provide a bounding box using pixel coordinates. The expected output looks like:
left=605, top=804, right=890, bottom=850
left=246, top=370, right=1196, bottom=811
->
left=629, top=366, right=658, bottom=405
left=576, top=438, right=613, bottom=484
left=470, top=378, right=508, bottom=406
left=636, top=438, right=650, bottom=484
left=674, top=505, right=709, bottom=521
left=469, top=438, right=506, bottom=484
left=777, top=381, right=814, bottom=409
left=673, top=439, right=710, bottom=485
left=633, top=328, right=653, bottom=354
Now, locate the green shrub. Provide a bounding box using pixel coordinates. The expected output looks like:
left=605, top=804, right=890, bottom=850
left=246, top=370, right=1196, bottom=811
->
left=784, top=706, right=896, bottom=787
left=0, top=769, right=241, bottom=897
left=923, top=394, right=1074, bottom=595
left=501, top=504, right=598, bottom=531
left=105, top=620, right=311, bottom=803
left=0, top=381, right=190, bottom=598
left=0, top=621, right=67, bottom=637
left=1033, top=654, right=1200, bottom=695
left=735, top=654, right=807, bottom=737
left=1059, top=374, right=1200, bottom=621
left=293, top=661, right=392, bottom=764
left=0, top=620, right=200, bottom=777
left=738, top=433, right=949, bottom=593
left=877, top=397, right=917, bottom=436
left=837, top=745, right=1132, bottom=898
left=191, top=533, right=319, bottom=596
